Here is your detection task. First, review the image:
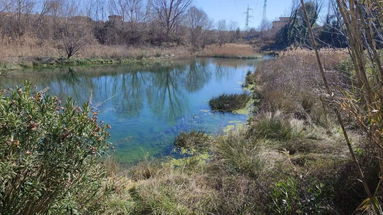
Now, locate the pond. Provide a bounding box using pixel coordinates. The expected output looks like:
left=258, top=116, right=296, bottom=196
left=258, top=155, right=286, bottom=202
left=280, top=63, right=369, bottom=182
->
left=0, top=57, right=265, bottom=163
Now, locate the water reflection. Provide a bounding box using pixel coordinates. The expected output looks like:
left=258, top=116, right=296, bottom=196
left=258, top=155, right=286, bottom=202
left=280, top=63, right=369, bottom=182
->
left=184, top=61, right=212, bottom=92
left=0, top=58, right=261, bottom=163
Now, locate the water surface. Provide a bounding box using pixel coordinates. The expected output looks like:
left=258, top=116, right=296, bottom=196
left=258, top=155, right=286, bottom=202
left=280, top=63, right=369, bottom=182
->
left=0, top=58, right=263, bottom=163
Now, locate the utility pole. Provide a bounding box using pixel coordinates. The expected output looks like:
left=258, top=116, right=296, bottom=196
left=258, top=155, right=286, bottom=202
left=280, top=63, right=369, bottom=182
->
left=244, top=5, right=253, bottom=30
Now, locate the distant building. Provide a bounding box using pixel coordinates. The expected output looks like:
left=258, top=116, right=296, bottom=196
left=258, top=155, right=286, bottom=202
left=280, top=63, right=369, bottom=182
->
left=271, top=17, right=291, bottom=34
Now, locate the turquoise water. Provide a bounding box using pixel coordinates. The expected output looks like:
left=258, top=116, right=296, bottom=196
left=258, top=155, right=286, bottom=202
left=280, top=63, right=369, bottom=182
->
left=0, top=58, right=264, bottom=163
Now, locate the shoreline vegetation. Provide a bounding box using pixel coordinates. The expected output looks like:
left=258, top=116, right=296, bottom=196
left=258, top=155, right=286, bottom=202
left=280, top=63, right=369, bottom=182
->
left=0, top=43, right=261, bottom=72
left=0, top=45, right=190, bottom=72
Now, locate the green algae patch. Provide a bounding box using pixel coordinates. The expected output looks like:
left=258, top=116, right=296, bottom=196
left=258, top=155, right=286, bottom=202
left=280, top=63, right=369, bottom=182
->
left=233, top=98, right=253, bottom=115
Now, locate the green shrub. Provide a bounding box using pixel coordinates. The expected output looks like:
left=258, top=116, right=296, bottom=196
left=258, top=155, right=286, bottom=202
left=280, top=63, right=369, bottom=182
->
left=209, top=93, right=251, bottom=112
left=0, top=84, right=110, bottom=214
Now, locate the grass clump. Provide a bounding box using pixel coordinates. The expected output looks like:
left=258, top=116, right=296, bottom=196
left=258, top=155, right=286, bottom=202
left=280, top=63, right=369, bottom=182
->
left=209, top=93, right=251, bottom=112
left=213, top=131, right=265, bottom=179
left=121, top=159, right=219, bottom=215
left=248, top=111, right=303, bottom=141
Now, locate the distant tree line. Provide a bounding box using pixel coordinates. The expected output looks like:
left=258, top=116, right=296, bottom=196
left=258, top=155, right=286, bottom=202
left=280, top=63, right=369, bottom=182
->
left=0, top=0, right=242, bottom=58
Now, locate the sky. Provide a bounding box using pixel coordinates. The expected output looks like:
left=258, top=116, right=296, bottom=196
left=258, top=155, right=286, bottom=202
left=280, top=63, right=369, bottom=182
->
left=194, top=0, right=294, bottom=29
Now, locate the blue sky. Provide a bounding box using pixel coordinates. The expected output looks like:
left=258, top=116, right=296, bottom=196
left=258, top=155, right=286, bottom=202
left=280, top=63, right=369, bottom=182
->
left=194, top=0, right=294, bottom=29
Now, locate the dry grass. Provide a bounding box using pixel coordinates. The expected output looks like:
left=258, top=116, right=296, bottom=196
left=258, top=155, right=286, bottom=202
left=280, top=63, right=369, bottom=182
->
left=278, top=48, right=348, bottom=66
left=197, top=43, right=261, bottom=58
left=0, top=39, right=259, bottom=69
left=0, top=38, right=190, bottom=66
left=249, top=49, right=349, bottom=125
left=0, top=38, right=59, bottom=62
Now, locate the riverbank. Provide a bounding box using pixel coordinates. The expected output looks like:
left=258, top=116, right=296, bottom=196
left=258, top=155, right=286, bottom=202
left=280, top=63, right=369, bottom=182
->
left=0, top=43, right=262, bottom=72
left=94, top=49, right=379, bottom=214
left=0, top=44, right=192, bottom=72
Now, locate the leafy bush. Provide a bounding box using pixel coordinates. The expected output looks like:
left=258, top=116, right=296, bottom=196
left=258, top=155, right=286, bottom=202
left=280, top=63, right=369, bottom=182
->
left=209, top=93, right=250, bottom=112
left=0, top=84, right=110, bottom=214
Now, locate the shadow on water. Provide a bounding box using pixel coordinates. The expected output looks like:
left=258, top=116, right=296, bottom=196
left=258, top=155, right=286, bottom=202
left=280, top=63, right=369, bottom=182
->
left=0, top=58, right=264, bottom=163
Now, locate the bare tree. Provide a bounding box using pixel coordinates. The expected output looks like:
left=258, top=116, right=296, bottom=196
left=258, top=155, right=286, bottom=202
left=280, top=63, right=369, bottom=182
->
left=9, top=0, right=35, bottom=39
left=109, top=0, right=127, bottom=20
left=61, top=25, right=89, bottom=59
left=152, top=0, right=192, bottom=41
left=0, top=0, right=12, bottom=39
left=185, top=6, right=208, bottom=49
left=217, top=19, right=227, bottom=46
left=0, top=0, right=12, bottom=12
left=58, top=0, right=91, bottom=59
left=126, top=0, right=144, bottom=22
left=33, top=0, right=64, bottom=39
left=86, top=0, right=107, bottom=21
left=228, top=21, right=239, bottom=42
